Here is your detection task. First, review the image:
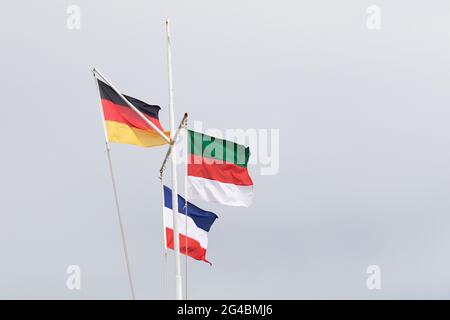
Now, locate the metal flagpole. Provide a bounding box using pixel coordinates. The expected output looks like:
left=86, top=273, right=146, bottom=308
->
left=159, top=114, right=187, bottom=299
left=184, top=118, right=189, bottom=300
left=159, top=173, right=169, bottom=299
left=166, top=18, right=183, bottom=300
left=92, top=72, right=136, bottom=300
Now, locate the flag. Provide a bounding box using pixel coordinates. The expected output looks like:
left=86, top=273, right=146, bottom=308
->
left=97, top=79, right=169, bottom=147
left=163, top=186, right=218, bottom=264
left=187, top=130, right=254, bottom=207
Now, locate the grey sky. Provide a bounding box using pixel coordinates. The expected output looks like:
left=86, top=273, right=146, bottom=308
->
left=1, top=0, right=450, bottom=299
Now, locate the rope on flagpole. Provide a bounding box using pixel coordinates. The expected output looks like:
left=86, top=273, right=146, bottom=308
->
left=159, top=171, right=169, bottom=299
left=159, top=113, right=188, bottom=176
left=92, top=71, right=136, bottom=300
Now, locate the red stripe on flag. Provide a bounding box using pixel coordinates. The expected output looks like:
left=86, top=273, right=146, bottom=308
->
left=188, top=154, right=253, bottom=186
left=101, top=99, right=165, bottom=132
left=165, top=228, right=211, bottom=265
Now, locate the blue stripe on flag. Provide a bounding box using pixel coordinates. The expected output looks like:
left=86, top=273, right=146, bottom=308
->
left=163, top=186, right=218, bottom=232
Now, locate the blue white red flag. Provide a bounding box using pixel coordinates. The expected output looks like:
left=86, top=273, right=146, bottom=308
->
left=163, top=186, right=218, bottom=264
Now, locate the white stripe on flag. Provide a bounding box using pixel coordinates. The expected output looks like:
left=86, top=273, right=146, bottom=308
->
left=163, top=207, right=208, bottom=249
left=187, top=176, right=253, bottom=207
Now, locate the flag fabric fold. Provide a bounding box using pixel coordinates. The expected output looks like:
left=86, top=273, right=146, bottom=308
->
left=163, top=185, right=218, bottom=264
left=187, top=130, right=254, bottom=207
left=97, top=79, right=169, bottom=147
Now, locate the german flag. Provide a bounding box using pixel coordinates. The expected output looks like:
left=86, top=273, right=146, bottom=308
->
left=97, top=79, right=169, bottom=147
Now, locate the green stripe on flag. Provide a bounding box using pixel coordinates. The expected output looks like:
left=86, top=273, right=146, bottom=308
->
left=188, top=130, right=250, bottom=167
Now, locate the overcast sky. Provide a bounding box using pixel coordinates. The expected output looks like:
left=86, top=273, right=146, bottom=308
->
left=1, top=0, right=450, bottom=299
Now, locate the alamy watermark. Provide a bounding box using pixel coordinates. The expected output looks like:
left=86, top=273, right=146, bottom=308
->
left=173, top=121, right=279, bottom=176
left=366, top=265, right=381, bottom=290
left=66, top=265, right=81, bottom=290
left=66, top=5, right=81, bottom=30
left=366, top=5, right=381, bottom=30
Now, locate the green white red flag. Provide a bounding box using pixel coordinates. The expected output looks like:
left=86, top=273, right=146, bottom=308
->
left=187, top=130, right=254, bottom=207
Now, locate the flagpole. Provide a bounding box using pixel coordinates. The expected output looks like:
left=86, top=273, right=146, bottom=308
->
left=166, top=18, right=183, bottom=300
left=184, top=118, right=189, bottom=300
left=159, top=112, right=185, bottom=300
left=92, top=72, right=136, bottom=300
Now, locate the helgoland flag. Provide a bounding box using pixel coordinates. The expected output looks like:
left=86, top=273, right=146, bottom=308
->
left=187, top=130, right=254, bottom=207
left=96, top=79, right=169, bottom=147
left=163, top=186, right=218, bottom=264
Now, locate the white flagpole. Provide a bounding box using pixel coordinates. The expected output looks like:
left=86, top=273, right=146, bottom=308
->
left=92, top=72, right=136, bottom=300
left=159, top=113, right=187, bottom=300
left=184, top=119, right=189, bottom=300
left=165, top=18, right=183, bottom=300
